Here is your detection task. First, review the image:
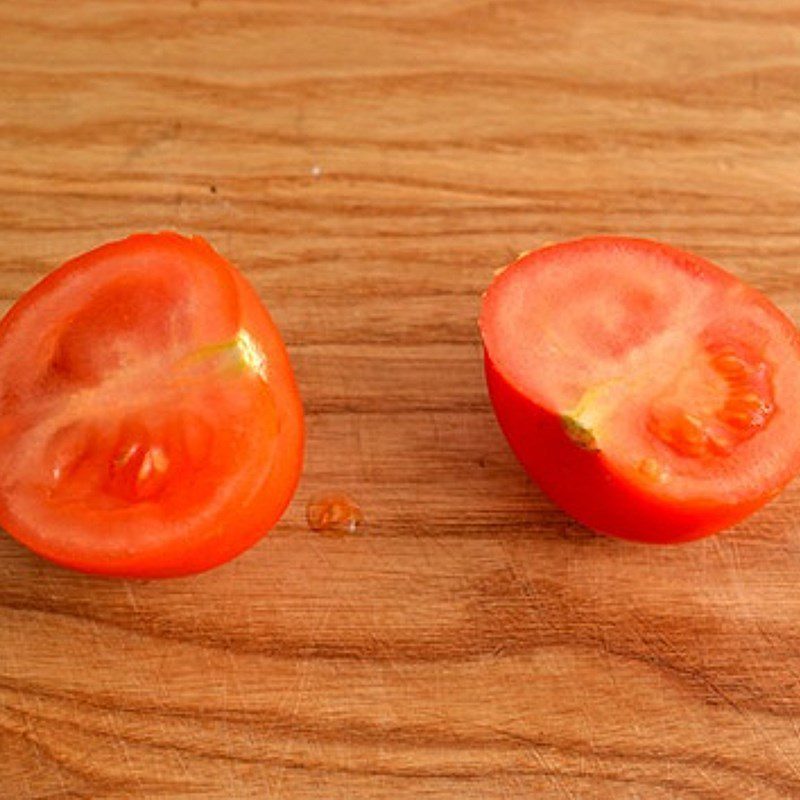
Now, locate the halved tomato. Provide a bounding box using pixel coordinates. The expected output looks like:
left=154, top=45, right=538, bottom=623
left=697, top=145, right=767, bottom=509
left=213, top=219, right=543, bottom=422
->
left=0, top=233, right=304, bottom=576
left=480, top=237, right=800, bottom=543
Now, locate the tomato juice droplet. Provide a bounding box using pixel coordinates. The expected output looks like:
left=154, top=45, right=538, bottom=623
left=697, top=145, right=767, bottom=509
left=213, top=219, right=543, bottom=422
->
left=306, top=493, right=364, bottom=535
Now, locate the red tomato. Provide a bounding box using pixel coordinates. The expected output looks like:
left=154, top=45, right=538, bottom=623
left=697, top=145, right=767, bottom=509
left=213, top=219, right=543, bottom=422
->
left=480, top=237, right=800, bottom=543
left=0, top=233, right=304, bottom=576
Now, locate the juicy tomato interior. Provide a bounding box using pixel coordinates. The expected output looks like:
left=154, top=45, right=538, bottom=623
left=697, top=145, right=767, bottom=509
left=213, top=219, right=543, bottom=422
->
left=481, top=237, right=800, bottom=513
left=0, top=233, right=303, bottom=577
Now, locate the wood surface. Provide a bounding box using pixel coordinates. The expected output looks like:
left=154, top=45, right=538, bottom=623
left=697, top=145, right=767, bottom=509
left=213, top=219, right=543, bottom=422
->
left=2, top=1, right=800, bottom=797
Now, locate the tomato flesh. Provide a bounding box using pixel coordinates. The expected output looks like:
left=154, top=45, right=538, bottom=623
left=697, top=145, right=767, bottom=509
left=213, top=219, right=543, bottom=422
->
left=480, top=237, right=800, bottom=542
left=0, top=233, right=304, bottom=576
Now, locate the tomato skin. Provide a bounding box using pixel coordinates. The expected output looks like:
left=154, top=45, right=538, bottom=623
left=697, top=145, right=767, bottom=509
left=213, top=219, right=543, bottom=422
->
left=481, top=236, right=800, bottom=544
left=484, top=353, right=765, bottom=543
left=0, top=233, right=304, bottom=578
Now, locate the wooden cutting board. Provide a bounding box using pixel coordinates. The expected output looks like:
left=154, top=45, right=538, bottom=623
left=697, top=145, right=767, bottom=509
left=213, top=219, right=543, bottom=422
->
left=2, top=2, right=800, bottom=797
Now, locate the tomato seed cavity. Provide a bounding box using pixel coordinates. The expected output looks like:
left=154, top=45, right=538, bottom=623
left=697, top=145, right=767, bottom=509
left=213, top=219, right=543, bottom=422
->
left=649, top=344, right=775, bottom=459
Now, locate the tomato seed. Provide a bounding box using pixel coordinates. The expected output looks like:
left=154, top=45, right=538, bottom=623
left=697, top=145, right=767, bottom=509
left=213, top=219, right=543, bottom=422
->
left=638, top=458, right=668, bottom=482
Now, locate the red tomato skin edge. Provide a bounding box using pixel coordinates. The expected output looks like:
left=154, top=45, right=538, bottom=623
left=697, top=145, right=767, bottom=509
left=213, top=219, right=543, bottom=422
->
left=483, top=352, right=770, bottom=544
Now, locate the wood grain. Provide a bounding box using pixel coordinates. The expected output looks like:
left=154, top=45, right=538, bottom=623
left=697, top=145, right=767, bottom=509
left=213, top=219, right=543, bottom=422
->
left=2, top=1, right=800, bottom=797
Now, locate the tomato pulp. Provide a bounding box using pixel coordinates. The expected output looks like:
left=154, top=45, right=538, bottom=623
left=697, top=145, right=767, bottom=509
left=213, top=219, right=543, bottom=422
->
left=0, top=233, right=304, bottom=576
left=480, top=237, right=800, bottom=543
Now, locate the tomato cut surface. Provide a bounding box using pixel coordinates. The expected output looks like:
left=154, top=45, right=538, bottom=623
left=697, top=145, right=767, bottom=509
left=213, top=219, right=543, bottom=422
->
left=0, top=233, right=304, bottom=576
left=480, top=237, right=800, bottom=542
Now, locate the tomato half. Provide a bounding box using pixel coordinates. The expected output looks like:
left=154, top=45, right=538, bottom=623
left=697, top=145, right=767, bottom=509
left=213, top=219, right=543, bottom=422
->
left=480, top=237, right=800, bottom=543
left=0, top=233, right=304, bottom=576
